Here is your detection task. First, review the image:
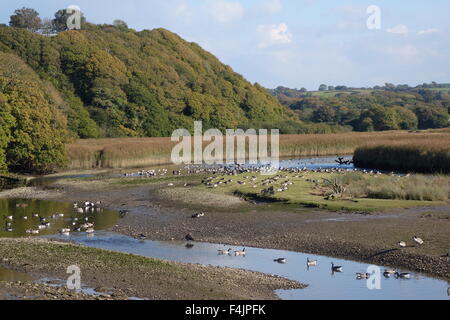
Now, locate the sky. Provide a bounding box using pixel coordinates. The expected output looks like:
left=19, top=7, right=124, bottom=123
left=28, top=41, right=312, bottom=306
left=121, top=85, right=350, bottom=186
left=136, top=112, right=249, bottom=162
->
left=1, top=0, right=449, bottom=90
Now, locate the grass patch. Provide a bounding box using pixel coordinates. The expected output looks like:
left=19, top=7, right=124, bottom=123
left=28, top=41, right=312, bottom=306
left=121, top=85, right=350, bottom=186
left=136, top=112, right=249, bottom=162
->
left=196, top=171, right=448, bottom=212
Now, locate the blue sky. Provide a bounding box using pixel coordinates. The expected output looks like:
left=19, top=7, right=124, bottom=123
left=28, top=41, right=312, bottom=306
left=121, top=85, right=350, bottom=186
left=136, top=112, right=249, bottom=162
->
left=1, top=0, right=449, bottom=90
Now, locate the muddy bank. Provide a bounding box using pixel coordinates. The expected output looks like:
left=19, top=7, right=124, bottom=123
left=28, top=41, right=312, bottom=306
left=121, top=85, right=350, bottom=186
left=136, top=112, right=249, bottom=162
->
left=0, top=281, right=119, bottom=300
left=0, top=238, right=303, bottom=300
left=1, top=178, right=449, bottom=280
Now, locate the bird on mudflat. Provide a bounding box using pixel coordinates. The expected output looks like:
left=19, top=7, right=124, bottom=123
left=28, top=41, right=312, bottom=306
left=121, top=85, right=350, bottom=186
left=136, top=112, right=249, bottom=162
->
left=413, top=236, right=424, bottom=246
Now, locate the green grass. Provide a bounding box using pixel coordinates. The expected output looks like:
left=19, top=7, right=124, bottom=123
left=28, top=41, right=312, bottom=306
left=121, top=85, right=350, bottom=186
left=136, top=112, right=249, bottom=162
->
left=196, top=171, right=447, bottom=212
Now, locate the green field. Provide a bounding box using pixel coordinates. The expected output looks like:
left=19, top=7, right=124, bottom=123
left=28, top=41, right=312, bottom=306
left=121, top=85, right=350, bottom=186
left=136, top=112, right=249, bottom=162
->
left=196, top=171, right=448, bottom=212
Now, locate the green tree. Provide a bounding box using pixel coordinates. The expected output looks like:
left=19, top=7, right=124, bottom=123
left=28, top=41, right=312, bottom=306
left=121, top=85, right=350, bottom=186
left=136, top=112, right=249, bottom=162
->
left=394, top=107, right=418, bottom=130
left=414, top=106, right=449, bottom=129
left=0, top=94, right=15, bottom=173
left=113, top=19, right=128, bottom=31
left=52, top=8, right=86, bottom=32
left=318, top=84, right=327, bottom=91
left=357, top=106, right=399, bottom=131
left=312, top=105, right=336, bottom=123
left=9, top=7, right=42, bottom=31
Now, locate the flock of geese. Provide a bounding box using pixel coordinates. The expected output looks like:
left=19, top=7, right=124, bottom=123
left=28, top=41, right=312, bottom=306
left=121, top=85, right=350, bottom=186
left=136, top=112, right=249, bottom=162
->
left=399, top=236, right=424, bottom=248
left=3, top=201, right=102, bottom=236
left=215, top=248, right=414, bottom=280
left=121, top=159, right=399, bottom=183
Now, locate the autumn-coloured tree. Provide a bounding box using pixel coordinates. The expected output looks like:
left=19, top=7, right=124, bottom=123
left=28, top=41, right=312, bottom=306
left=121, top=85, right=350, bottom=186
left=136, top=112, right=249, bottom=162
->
left=9, top=7, right=42, bottom=31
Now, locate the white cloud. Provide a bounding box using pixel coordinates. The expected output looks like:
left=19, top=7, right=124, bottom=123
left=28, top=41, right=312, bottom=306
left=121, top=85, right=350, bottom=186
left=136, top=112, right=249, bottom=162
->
left=384, top=44, right=420, bottom=62
left=257, top=23, right=293, bottom=48
left=387, top=24, right=409, bottom=35
left=209, top=0, right=245, bottom=23
left=418, top=28, right=439, bottom=35
left=256, top=0, right=283, bottom=14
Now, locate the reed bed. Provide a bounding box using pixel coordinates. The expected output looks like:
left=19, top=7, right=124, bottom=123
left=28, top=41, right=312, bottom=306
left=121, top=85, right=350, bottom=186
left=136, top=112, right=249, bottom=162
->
left=65, top=131, right=450, bottom=170
left=338, top=172, right=449, bottom=201
left=354, top=139, right=450, bottom=174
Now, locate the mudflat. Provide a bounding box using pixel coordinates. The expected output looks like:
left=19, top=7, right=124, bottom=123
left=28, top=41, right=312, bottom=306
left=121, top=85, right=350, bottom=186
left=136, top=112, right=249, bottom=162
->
left=1, top=174, right=449, bottom=281
left=0, top=238, right=303, bottom=300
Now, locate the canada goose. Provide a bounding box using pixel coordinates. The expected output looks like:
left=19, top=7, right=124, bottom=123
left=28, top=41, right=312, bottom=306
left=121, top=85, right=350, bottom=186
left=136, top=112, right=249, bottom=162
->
left=85, top=228, right=95, bottom=233
left=185, top=234, right=195, bottom=242
left=395, top=272, right=411, bottom=279
left=235, top=248, right=246, bottom=256
left=356, top=273, right=370, bottom=279
left=274, top=258, right=287, bottom=264
left=218, top=248, right=232, bottom=255
left=331, top=262, right=343, bottom=272
left=6, top=216, right=13, bottom=221
left=398, top=241, right=407, bottom=248
left=413, top=236, right=424, bottom=245
left=307, top=258, right=318, bottom=267
left=22, top=216, right=28, bottom=220
left=192, top=212, right=205, bottom=219
left=32, top=213, right=39, bottom=218
left=136, top=234, right=146, bottom=240
left=81, top=223, right=94, bottom=229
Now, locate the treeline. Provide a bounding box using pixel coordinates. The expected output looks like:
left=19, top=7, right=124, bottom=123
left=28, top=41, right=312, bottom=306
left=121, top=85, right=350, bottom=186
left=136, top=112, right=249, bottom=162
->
left=0, top=53, right=68, bottom=174
left=270, top=81, right=450, bottom=95
left=0, top=7, right=297, bottom=140
left=1, top=7, right=348, bottom=173
left=271, top=86, right=450, bottom=131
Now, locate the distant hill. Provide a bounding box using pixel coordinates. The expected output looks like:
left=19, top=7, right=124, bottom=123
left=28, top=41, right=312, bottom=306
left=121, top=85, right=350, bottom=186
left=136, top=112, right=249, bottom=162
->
left=1, top=23, right=352, bottom=173
left=269, top=84, right=450, bottom=132
left=0, top=24, right=295, bottom=139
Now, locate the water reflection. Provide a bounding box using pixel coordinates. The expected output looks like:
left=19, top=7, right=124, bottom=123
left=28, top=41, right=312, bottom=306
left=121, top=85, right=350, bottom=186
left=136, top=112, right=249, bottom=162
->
left=0, top=266, right=32, bottom=282
left=49, top=231, right=450, bottom=300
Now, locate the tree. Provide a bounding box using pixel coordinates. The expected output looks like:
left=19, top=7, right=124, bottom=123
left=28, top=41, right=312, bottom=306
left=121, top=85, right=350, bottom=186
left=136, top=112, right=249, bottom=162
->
left=394, top=107, right=418, bottom=130
left=0, top=94, right=15, bottom=173
left=356, top=106, right=399, bottom=131
left=414, top=106, right=449, bottom=129
left=312, top=105, right=336, bottom=123
left=318, top=84, right=327, bottom=91
left=9, top=7, right=42, bottom=31
left=113, top=19, right=128, bottom=31
left=52, top=8, right=86, bottom=32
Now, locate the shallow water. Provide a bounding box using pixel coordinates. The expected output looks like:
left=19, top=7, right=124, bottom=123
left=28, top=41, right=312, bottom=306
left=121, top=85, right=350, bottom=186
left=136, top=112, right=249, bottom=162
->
left=0, top=266, right=32, bottom=282
left=0, top=199, right=120, bottom=238
left=48, top=231, right=450, bottom=300
left=28, top=156, right=357, bottom=184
